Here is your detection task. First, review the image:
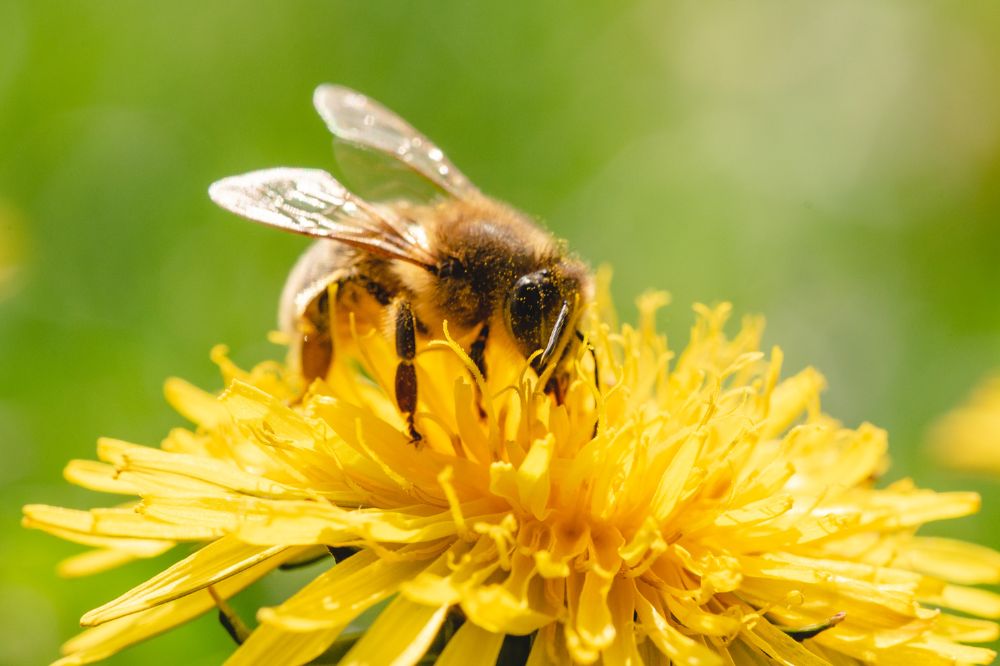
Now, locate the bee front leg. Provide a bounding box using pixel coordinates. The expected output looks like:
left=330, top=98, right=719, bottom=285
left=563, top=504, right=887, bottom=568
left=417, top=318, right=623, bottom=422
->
left=298, top=273, right=393, bottom=387
left=394, top=299, right=422, bottom=444
left=208, top=586, right=250, bottom=645
left=469, top=323, right=490, bottom=379
left=542, top=343, right=575, bottom=405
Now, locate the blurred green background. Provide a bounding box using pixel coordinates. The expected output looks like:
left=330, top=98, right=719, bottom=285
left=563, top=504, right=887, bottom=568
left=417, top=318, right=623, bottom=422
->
left=2, top=1, right=1000, bottom=664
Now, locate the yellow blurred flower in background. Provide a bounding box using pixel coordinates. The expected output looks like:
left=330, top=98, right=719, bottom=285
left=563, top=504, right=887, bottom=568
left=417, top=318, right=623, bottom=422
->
left=929, top=374, right=1000, bottom=476
left=23, top=286, right=1000, bottom=665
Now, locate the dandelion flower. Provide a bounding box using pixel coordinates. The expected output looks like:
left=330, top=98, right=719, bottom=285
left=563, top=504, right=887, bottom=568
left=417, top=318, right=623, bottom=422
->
left=24, top=285, right=1000, bottom=665
left=929, top=373, right=1000, bottom=475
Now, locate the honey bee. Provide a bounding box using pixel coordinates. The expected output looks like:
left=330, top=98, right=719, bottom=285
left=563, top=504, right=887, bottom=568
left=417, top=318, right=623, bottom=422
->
left=209, top=85, right=592, bottom=442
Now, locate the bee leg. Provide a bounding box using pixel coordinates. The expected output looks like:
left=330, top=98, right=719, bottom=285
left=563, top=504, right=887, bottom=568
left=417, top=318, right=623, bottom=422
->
left=300, top=288, right=334, bottom=383
left=208, top=586, right=250, bottom=645
left=357, top=274, right=392, bottom=307
left=394, top=299, right=422, bottom=444
left=542, top=341, right=576, bottom=405
left=469, top=324, right=490, bottom=418
left=299, top=275, right=394, bottom=386
left=544, top=374, right=567, bottom=404
left=542, top=331, right=600, bottom=407
left=327, top=545, right=360, bottom=562
left=469, top=324, right=490, bottom=378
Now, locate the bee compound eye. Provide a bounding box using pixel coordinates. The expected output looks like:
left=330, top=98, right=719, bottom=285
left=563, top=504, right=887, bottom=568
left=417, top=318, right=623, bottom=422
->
left=506, top=271, right=561, bottom=353
left=511, top=273, right=557, bottom=315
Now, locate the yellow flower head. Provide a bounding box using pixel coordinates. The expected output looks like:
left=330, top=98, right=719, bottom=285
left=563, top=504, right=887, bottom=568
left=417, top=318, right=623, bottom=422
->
left=24, top=280, right=1000, bottom=665
left=929, top=373, right=1000, bottom=476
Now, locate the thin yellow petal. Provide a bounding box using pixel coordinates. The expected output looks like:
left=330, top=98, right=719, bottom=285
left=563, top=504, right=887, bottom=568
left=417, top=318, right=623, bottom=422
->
left=898, top=536, right=1000, bottom=585
left=57, top=547, right=299, bottom=665
left=22, top=514, right=174, bottom=556
left=933, top=613, right=999, bottom=643
left=516, top=434, right=555, bottom=520
left=922, top=584, right=1000, bottom=618
left=526, top=624, right=571, bottom=666
left=435, top=622, right=504, bottom=666
left=461, top=582, right=555, bottom=636
left=138, top=494, right=500, bottom=546
left=634, top=587, right=722, bottom=666
left=257, top=549, right=432, bottom=631
left=81, top=537, right=290, bottom=625
left=230, top=552, right=408, bottom=665
left=23, top=504, right=220, bottom=541
left=164, top=376, right=229, bottom=428
left=63, top=460, right=139, bottom=494
left=762, top=368, right=825, bottom=438
left=741, top=617, right=831, bottom=666
left=600, top=578, right=644, bottom=666
left=114, top=445, right=315, bottom=499
left=338, top=596, right=448, bottom=666
left=57, top=543, right=173, bottom=578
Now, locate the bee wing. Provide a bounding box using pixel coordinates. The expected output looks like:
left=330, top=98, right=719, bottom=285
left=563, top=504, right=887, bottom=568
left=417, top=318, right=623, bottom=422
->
left=313, top=84, right=480, bottom=200
left=208, top=167, right=437, bottom=268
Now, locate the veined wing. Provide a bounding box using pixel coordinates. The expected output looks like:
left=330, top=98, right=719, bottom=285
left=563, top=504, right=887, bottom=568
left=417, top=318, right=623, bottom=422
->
left=208, top=167, right=437, bottom=268
left=313, top=84, right=480, bottom=200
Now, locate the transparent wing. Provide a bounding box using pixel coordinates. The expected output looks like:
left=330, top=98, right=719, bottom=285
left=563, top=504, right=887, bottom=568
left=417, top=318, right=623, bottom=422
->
left=208, top=167, right=437, bottom=268
left=313, top=84, right=480, bottom=199
left=330, top=141, right=450, bottom=204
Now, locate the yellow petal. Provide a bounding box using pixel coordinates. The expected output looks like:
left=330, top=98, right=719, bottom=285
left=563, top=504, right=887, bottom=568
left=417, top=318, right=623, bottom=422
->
left=56, top=547, right=299, bottom=665
left=665, top=596, right=741, bottom=638
left=741, top=617, right=831, bottom=666
left=23, top=511, right=174, bottom=556
left=113, top=445, right=316, bottom=500
left=452, top=379, right=492, bottom=463
left=634, top=586, right=722, bottom=666
left=138, top=493, right=497, bottom=546
left=723, top=638, right=773, bottom=665
left=226, top=626, right=344, bottom=666
left=600, top=578, right=644, bottom=666
left=922, top=583, right=1000, bottom=619
left=898, top=536, right=1000, bottom=585
left=571, top=526, right=624, bottom=653
left=650, top=435, right=702, bottom=522
left=517, top=435, right=554, bottom=520
left=763, top=368, right=825, bottom=439
left=713, top=494, right=793, bottom=527
left=81, top=537, right=289, bottom=625
left=230, top=549, right=436, bottom=666
left=23, top=504, right=220, bottom=541
left=933, top=613, right=999, bottom=643
left=571, top=569, right=617, bottom=654
left=435, top=622, right=505, bottom=666
left=338, top=596, right=448, bottom=666
left=461, top=582, right=555, bottom=636
left=63, top=460, right=139, bottom=494
left=57, top=543, right=173, bottom=578
left=164, top=377, right=229, bottom=428
left=258, top=549, right=434, bottom=631
left=527, top=624, right=572, bottom=666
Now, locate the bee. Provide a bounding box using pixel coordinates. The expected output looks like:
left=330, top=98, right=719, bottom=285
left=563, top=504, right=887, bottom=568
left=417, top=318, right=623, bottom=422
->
left=209, top=85, right=592, bottom=442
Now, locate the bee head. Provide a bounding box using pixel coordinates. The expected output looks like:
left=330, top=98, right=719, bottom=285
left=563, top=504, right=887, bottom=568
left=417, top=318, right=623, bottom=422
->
left=504, top=265, right=584, bottom=375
